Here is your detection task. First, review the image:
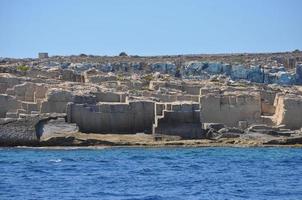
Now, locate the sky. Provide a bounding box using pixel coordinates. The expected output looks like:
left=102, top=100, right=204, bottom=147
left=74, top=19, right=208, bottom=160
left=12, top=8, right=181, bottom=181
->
left=0, top=0, right=302, bottom=58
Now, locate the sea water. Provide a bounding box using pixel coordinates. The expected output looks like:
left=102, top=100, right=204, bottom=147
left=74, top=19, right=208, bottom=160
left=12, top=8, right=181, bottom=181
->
left=0, top=147, right=302, bottom=200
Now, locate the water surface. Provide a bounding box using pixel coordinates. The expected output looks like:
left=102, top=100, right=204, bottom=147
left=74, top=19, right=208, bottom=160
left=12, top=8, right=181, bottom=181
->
left=1, top=147, right=302, bottom=200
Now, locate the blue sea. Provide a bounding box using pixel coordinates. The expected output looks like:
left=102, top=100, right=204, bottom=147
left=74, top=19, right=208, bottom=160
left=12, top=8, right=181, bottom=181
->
left=1, top=147, right=302, bottom=200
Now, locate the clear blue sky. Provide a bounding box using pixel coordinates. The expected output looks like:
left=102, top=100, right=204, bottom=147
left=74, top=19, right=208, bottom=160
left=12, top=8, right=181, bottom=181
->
left=0, top=0, right=302, bottom=58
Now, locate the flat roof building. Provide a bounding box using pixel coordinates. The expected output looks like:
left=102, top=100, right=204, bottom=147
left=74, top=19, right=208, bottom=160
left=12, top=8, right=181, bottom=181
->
left=38, top=52, right=48, bottom=59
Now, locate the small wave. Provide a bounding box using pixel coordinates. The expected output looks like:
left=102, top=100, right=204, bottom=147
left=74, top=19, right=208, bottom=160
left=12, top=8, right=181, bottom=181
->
left=49, top=159, right=62, bottom=163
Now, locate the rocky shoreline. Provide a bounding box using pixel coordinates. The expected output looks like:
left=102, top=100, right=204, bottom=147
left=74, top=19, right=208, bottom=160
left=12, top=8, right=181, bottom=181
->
left=39, top=134, right=302, bottom=148
left=1, top=53, right=302, bottom=147
left=2, top=131, right=301, bottom=148
left=0, top=114, right=301, bottom=148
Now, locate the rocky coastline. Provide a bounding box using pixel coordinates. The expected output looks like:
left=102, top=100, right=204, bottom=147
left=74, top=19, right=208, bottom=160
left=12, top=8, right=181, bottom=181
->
left=1, top=52, right=302, bottom=148
left=1, top=115, right=302, bottom=148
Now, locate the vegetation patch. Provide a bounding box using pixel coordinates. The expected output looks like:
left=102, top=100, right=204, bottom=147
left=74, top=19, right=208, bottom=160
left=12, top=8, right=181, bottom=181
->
left=17, top=65, right=30, bottom=71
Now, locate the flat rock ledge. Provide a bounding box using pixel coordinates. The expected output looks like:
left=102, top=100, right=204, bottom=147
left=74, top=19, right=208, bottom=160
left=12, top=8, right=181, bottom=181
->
left=40, top=132, right=302, bottom=147
left=1, top=115, right=302, bottom=147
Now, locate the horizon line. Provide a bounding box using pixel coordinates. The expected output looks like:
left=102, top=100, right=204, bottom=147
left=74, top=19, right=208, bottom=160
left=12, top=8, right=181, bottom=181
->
left=1, top=49, right=301, bottom=59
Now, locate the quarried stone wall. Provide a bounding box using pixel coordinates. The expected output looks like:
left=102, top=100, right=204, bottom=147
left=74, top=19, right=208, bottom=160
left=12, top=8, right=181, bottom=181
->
left=200, top=91, right=262, bottom=127
left=273, top=94, right=302, bottom=129
left=153, top=103, right=202, bottom=139
left=67, top=100, right=155, bottom=134
left=0, top=94, right=21, bottom=118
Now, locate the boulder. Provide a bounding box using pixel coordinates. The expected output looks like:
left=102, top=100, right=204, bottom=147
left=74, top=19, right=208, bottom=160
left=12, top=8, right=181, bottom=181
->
left=202, top=123, right=225, bottom=131
left=39, top=118, right=78, bottom=139
left=0, top=114, right=69, bottom=146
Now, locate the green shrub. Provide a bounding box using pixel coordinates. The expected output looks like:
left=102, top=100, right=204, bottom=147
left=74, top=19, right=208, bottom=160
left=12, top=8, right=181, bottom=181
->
left=17, top=65, right=30, bottom=71
left=117, top=74, right=125, bottom=81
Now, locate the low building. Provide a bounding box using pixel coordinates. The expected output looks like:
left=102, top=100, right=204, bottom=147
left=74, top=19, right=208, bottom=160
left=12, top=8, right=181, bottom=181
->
left=38, top=52, right=48, bottom=59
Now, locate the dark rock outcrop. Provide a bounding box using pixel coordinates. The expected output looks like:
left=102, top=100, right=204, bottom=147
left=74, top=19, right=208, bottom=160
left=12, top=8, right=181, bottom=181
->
left=0, top=114, right=68, bottom=146
left=0, top=117, right=40, bottom=146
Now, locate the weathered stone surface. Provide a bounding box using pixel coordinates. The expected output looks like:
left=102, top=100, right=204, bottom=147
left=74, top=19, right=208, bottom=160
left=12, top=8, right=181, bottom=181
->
left=0, top=114, right=68, bottom=146
left=40, top=118, right=78, bottom=139
left=202, top=123, right=225, bottom=131
left=200, top=91, right=262, bottom=127
left=151, top=63, right=177, bottom=75
left=296, top=64, right=302, bottom=85
left=0, top=94, right=21, bottom=118
left=0, top=116, right=41, bottom=146
left=273, top=94, right=302, bottom=129
left=62, top=69, right=83, bottom=82
left=1, top=52, right=302, bottom=146
left=153, top=103, right=202, bottom=139
left=67, top=100, right=155, bottom=134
